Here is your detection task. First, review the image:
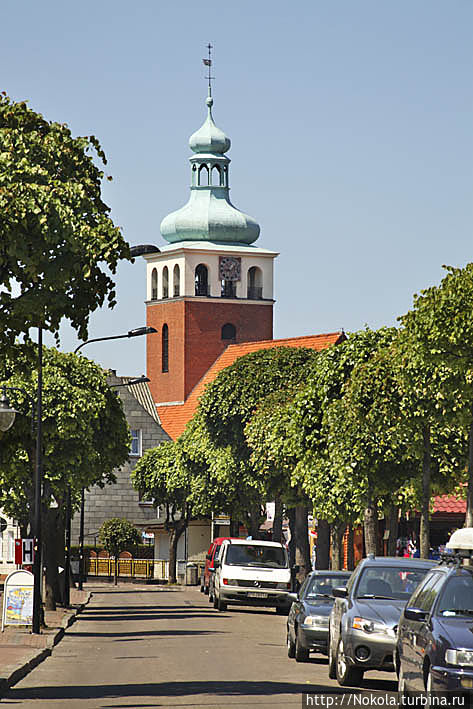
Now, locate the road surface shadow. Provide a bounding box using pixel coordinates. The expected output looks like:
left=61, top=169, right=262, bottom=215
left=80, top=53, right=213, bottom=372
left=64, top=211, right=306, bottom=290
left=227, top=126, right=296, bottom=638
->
left=71, top=629, right=227, bottom=638
left=4, top=679, right=392, bottom=702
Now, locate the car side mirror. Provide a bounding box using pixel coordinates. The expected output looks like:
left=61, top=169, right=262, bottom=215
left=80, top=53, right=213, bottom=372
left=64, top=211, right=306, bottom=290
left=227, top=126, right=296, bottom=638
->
left=404, top=607, right=428, bottom=622
left=332, top=586, right=348, bottom=599
left=287, top=592, right=298, bottom=603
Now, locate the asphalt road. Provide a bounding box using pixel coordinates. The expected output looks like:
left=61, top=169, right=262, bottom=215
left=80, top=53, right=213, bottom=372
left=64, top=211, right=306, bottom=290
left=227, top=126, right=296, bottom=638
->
left=2, top=583, right=396, bottom=708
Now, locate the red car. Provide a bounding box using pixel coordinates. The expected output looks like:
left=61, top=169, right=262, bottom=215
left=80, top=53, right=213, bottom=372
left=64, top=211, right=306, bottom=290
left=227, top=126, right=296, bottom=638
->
left=200, top=537, right=239, bottom=597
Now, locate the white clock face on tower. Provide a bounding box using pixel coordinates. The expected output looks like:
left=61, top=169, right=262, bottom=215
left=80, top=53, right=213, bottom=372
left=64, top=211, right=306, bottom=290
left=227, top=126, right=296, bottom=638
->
left=219, top=256, right=241, bottom=281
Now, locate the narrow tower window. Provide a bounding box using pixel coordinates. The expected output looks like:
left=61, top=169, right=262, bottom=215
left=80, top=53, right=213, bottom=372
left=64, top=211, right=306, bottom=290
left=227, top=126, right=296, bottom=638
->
left=221, top=323, right=236, bottom=341
left=162, top=266, right=169, bottom=299
left=212, top=165, right=221, bottom=186
left=151, top=268, right=158, bottom=300
left=195, top=264, right=209, bottom=296
left=198, top=164, right=209, bottom=186
left=162, top=324, right=169, bottom=373
left=173, top=264, right=180, bottom=297
left=247, top=266, right=263, bottom=299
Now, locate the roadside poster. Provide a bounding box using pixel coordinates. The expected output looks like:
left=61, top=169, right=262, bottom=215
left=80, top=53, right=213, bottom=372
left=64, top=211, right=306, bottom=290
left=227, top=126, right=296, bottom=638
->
left=1, top=569, right=34, bottom=631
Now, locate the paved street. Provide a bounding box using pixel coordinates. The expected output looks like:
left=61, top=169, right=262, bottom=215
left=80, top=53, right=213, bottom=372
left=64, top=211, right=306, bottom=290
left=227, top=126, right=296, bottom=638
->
left=2, top=583, right=396, bottom=708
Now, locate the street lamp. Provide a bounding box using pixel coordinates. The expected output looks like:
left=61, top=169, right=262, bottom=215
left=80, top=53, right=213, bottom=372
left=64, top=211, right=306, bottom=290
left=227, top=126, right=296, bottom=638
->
left=0, top=389, right=19, bottom=432
left=73, top=326, right=156, bottom=591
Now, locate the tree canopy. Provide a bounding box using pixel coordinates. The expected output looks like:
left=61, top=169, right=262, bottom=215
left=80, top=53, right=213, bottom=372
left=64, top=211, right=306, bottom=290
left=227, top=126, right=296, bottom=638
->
left=0, top=93, right=129, bottom=356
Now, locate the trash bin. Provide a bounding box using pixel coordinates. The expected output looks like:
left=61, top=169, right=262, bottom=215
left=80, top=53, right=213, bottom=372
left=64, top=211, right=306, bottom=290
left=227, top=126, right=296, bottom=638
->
left=186, top=562, right=198, bottom=585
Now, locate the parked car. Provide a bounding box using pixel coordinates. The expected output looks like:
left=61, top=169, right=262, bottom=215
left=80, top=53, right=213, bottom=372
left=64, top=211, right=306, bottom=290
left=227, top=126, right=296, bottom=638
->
left=287, top=570, right=351, bottom=662
left=213, top=539, right=292, bottom=613
left=199, top=537, right=238, bottom=597
left=396, top=528, right=473, bottom=696
left=328, top=555, right=434, bottom=686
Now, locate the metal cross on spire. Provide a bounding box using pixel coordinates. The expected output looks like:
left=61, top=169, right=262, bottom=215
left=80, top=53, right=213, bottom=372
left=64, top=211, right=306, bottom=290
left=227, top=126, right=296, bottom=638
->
left=202, top=43, right=214, bottom=96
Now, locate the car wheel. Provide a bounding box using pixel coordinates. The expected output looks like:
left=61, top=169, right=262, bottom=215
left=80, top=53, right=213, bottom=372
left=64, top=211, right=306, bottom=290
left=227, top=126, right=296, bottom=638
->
left=328, top=633, right=337, bottom=679
left=287, top=629, right=296, bottom=659
left=203, top=584, right=209, bottom=595
left=295, top=629, right=310, bottom=662
left=217, top=596, right=227, bottom=612
left=213, top=593, right=218, bottom=609
left=425, top=663, right=433, bottom=693
left=336, top=637, right=363, bottom=687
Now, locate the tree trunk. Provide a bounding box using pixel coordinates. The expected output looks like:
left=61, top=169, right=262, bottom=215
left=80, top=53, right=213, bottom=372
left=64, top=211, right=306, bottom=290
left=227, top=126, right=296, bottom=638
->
left=114, top=556, right=118, bottom=586
left=294, top=504, right=311, bottom=584
left=386, top=504, right=398, bottom=557
left=287, top=507, right=296, bottom=567
left=246, top=502, right=262, bottom=540
left=315, top=519, right=330, bottom=570
left=364, top=490, right=378, bottom=557
left=347, top=525, right=355, bottom=570
left=330, top=522, right=345, bottom=570
left=168, top=519, right=187, bottom=584
left=420, top=424, right=431, bottom=559
left=43, top=507, right=61, bottom=610
left=230, top=518, right=240, bottom=537
left=272, top=495, right=283, bottom=543
left=467, top=414, right=473, bottom=527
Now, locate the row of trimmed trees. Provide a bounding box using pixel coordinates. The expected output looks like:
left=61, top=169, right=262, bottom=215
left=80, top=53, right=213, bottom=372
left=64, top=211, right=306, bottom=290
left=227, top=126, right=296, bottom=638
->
left=133, top=263, right=473, bottom=582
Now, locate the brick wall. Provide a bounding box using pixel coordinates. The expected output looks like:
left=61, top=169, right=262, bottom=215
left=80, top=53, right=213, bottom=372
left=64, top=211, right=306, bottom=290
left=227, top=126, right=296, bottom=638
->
left=147, top=298, right=273, bottom=403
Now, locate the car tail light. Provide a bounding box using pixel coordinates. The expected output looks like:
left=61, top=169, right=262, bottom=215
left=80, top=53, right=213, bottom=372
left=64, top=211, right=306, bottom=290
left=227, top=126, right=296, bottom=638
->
left=223, top=578, right=229, bottom=585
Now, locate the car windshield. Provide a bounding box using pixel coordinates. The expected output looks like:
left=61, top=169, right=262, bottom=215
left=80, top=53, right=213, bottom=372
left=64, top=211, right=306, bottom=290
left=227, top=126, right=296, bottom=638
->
left=437, top=573, right=473, bottom=617
left=304, top=575, right=351, bottom=600
left=355, top=565, right=430, bottom=601
left=225, top=544, right=288, bottom=568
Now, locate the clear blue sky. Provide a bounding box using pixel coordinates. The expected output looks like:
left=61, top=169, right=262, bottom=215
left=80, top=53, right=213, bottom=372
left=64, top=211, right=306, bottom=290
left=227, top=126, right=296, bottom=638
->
left=3, top=1, right=472, bottom=374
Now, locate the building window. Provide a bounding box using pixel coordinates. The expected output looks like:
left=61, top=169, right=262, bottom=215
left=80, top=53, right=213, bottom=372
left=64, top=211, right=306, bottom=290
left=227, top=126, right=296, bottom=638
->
left=247, top=266, right=263, bottom=299
left=198, top=164, right=209, bottom=186
left=195, top=264, right=209, bottom=296
left=130, top=429, right=142, bottom=456
left=173, top=264, right=180, bottom=297
left=151, top=268, right=158, bottom=300
left=162, top=266, right=169, bottom=299
left=221, top=280, right=237, bottom=298
left=162, top=324, right=169, bottom=373
left=221, top=323, right=236, bottom=341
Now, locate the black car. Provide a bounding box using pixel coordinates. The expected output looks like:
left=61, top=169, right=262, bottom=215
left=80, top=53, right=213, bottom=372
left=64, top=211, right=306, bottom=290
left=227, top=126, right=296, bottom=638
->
left=396, top=528, right=473, bottom=695
left=328, top=556, right=434, bottom=686
left=287, top=570, right=351, bottom=662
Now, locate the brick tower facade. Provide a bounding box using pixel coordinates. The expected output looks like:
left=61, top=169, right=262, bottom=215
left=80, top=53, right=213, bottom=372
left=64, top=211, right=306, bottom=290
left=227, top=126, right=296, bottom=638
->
left=144, top=73, right=277, bottom=410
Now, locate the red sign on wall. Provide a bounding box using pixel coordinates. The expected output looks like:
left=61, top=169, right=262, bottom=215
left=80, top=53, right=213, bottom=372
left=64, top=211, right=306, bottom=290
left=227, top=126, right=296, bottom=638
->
left=14, top=539, right=22, bottom=564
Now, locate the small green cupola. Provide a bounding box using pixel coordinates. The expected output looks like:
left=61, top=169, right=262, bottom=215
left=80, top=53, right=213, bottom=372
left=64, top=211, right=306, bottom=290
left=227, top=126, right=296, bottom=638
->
left=160, top=86, right=260, bottom=245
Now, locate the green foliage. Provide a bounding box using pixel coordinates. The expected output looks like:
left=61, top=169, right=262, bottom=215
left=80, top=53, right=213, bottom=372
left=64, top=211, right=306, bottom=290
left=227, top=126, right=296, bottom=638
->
left=0, top=92, right=130, bottom=356
left=98, top=518, right=141, bottom=558
left=0, top=346, right=130, bottom=524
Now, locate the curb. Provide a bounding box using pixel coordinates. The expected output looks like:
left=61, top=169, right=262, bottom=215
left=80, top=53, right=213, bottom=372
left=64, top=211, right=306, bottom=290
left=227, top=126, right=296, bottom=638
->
left=0, top=591, right=92, bottom=696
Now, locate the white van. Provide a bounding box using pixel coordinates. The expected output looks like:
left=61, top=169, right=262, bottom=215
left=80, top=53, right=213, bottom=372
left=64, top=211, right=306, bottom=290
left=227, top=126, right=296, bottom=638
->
left=213, top=539, right=292, bottom=614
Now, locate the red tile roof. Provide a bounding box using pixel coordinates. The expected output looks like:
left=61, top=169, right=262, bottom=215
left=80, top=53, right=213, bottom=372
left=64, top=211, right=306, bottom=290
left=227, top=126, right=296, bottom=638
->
left=157, top=332, right=345, bottom=440
left=433, top=495, right=466, bottom=515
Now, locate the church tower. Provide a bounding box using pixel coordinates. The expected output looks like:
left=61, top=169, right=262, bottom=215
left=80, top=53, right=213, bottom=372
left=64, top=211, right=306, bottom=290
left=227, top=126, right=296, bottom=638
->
left=144, top=69, right=277, bottom=408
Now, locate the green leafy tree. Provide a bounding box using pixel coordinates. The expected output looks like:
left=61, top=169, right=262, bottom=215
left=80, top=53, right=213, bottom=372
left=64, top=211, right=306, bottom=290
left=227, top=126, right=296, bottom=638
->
left=0, top=347, right=130, bottom=606
left=288, top=328, right=397, bottom=555
left=98, top=518, right=141, bottom=585
left=400, top=264, right=473, bottom=525
left=0, top=92, right=129, bottom=357
left=132, top=440, right=191, bottom=584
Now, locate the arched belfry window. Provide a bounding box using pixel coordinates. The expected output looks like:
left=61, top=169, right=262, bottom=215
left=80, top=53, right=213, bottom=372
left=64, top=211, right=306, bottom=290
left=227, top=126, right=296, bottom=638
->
left=162, top=324, right=169, bottom=373
left=198, top=164, right=209, bottom=186
left=192, top=163, right=197, bottom=186
left=221, top=323, right=236, bottom=341
left=195, top=264, right=209, bottom=296
left=212, top=165, right=221, bottom=186
left=247, top=266, right=263, bottom=299
left=173, top=264, right=180, bottom=297
left=151, top=268, right=158, bottom=300
left=162, top=266, right=169, bottom=299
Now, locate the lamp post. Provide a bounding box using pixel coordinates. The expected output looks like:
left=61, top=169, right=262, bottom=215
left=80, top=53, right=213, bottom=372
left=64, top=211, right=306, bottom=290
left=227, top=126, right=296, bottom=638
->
left=73, top=327, right=156, bottom=591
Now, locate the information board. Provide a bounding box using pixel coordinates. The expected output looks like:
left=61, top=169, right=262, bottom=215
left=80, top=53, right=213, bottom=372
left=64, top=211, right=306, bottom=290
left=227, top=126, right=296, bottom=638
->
left=1, top=569, right=34, bottom=631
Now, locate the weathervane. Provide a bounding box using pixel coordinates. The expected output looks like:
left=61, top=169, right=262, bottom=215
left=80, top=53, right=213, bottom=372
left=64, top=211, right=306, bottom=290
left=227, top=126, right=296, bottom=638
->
left=202, top=43, right=214, bottom=96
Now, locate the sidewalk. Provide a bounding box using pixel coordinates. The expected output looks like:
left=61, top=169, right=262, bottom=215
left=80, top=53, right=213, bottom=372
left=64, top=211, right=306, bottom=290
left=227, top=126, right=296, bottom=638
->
left=0, top=588, right=90, bottom=695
